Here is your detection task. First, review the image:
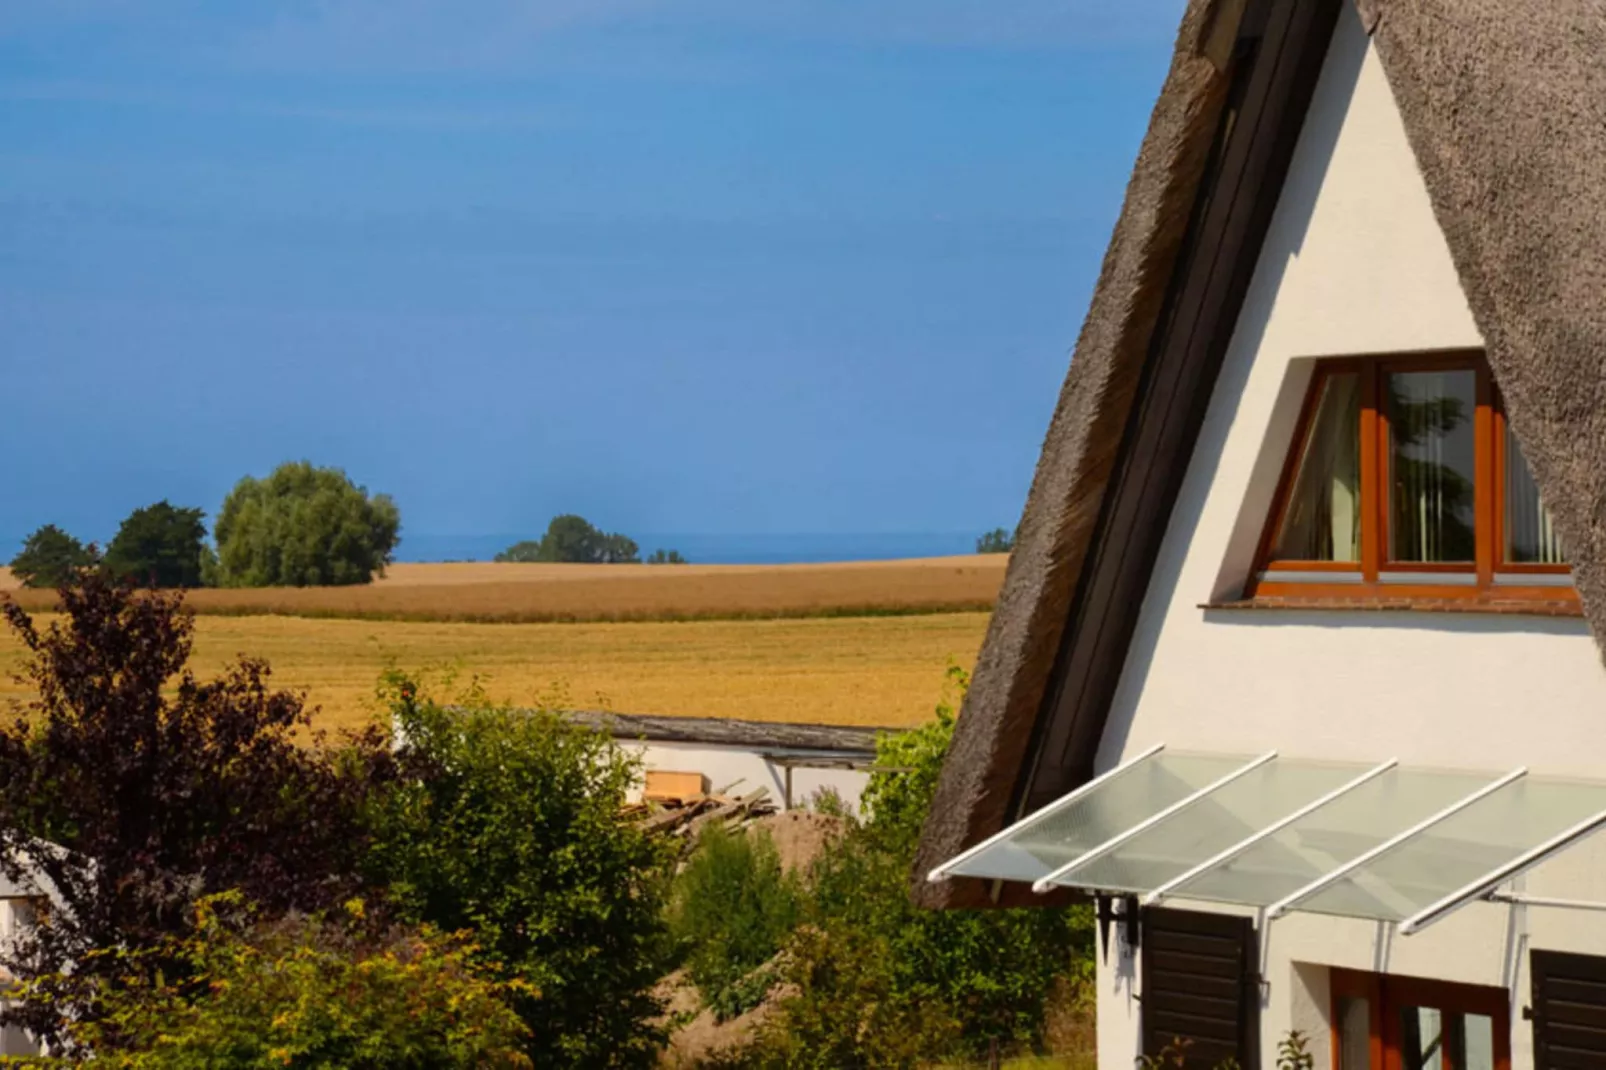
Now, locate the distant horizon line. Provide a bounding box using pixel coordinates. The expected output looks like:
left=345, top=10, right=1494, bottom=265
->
left=392, top=530, right=992, bottom=566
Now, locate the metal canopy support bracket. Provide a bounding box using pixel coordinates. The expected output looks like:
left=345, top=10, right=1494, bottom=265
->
left=1265, top=767, right=1528, bottom=921
left=1399, top=804, right=1606, bottom=936
left=926, top=742, right=1166, bottom=883
left=1143, top=758, right=1398, bottom=908
left=1031, top=750, right=1279, bottom=895
left=1096, top=894, right=1141, bottom=961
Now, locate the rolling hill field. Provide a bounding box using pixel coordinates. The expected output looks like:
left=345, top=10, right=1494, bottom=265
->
left=0, top=558, right=1003, bottom=730
left=0, top=557, right=1005, bottom=623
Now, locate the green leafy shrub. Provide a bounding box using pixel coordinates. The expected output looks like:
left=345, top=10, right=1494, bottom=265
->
left=368, top=674, right=677, bottom=1068
left=734, top=665, right=1092, bottom=1067
left=669, top=823, right=801, bottom=1020
left=16, top=893, right=531, bottom=1069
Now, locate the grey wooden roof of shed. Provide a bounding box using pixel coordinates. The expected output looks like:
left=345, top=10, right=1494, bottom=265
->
left=563, top=710, right=896, bottom=755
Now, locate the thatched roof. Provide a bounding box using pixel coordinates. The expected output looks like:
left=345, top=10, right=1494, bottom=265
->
left=913, top=0, right=1606, bottom=909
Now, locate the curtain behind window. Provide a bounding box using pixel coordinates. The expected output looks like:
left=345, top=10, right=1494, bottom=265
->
left=1272, top=373, right=1361, bottom=562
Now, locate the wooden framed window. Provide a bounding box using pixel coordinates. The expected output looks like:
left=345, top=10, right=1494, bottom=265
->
left=1252, top=352, right=1573, bottom=605
left=1331, top=969, right=1510, bottom=1070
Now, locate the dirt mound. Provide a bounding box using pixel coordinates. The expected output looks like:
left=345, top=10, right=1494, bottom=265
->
left=656, top=970, right=782, bottom=1068
left=753, top=810, right=847, bottom=874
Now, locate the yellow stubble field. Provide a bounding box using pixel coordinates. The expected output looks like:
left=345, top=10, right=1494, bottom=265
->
left=0, top=612, right=991, bottom=733
left=0, top=559, right=1002, bottom=732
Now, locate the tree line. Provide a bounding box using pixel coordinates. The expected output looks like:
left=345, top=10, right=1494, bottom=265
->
left=8, top=461, right=400, bottom=590
left=10, top=469, right=685, bottom=591
left=496, top=514, right=686, bottom=565
left=0, top=570, right=1089, bottom=1066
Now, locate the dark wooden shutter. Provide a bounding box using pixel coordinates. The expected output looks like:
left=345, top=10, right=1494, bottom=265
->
left=1531, top=950, right=1606, bottom=1069
left=1141, top=908, right=1259, bottom=1069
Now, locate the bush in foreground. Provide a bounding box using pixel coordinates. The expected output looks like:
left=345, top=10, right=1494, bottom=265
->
left=732, top=666, right=1092, bottom=1068
left=18, top=894, right=532, bottom=1069
left=0, top=570, right=395, bottom=1047
left=369, top=675, right=677, bottom=1067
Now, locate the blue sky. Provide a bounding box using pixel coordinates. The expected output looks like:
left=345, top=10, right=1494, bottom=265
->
left=1, top=0, right=1184, bottom=559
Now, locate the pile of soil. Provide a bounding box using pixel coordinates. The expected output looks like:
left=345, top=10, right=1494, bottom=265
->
left=752, top=809, right=847, bottom=875
left=657, top=969, right=781, bottom=1068
left=656, top=809, right=847, bottom=1066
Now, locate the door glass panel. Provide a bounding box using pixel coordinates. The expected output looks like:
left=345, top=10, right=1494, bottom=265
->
left=1273, top=372, right=1362, bottom=562
left=1387, top=369, right=1476, bottom=563
left=1503, top=425, right=1566, bottom=564
left=1337, top=996, right=1372, bottom=1070
left=1452, top=1012, right=1495, bottom=1070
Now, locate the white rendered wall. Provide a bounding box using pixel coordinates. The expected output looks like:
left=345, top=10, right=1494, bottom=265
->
left=1090, top=8, right=1606, bottom=1068
left=619, top=739, right=871, bottom=813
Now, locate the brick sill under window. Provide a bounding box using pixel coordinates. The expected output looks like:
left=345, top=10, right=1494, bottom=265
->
left=1201, top=595, right=1582, bottom=618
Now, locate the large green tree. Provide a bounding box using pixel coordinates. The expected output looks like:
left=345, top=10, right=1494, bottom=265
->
left=212, top=462, right=400, bottom=587
left=8, top=525, right=92, bottom=589
left=105, top=501, right=208, bottom=588
left=496, top=515, right=640, bottom=564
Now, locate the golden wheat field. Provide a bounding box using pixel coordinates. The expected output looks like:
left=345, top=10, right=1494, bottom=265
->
left=0, top=611, right=991, bottom=733
left=0, top=557, right=1006, bottom=623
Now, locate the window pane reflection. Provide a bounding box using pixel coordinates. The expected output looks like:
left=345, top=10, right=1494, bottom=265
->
left=1452, top=1013, right=1495, bottom=1070
left=1274, top=372, right=1361, bottom=562
left=1388, top=370, right=1476, bottom=563
left=1399, top=1007, right=1445, bottom=1070
left=1504, top=425, right=1566, bottom=564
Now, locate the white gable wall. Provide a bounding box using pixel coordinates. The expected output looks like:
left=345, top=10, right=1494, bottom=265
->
left=1090, top=9, right=1606, bottom=1069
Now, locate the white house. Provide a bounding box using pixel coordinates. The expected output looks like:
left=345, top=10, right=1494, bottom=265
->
left=915, top=2, right=1606, bottom=1068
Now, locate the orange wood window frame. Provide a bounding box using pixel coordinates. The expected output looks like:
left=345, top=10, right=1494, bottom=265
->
left=1330, top=969, right=1511, bottom=1070
left=1251, top=352, right=1574, bottom=604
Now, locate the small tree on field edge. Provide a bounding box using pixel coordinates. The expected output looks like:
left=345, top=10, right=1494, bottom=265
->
left=646, top=548, right=687, bottom=564
left=496, top=515, right=641, bottom=564
left=104, top=500, right=208, bottom=588
left=975, top=526, right=1016, bottom=554
left=7, top=525, right=92, bottom=589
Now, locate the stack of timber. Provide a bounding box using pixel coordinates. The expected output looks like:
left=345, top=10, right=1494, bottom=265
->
left=625, top=788, right=776, bottom=855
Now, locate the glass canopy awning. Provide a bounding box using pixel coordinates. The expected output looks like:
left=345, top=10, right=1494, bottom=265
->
left=928, top=745, right=1606, bottom=937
